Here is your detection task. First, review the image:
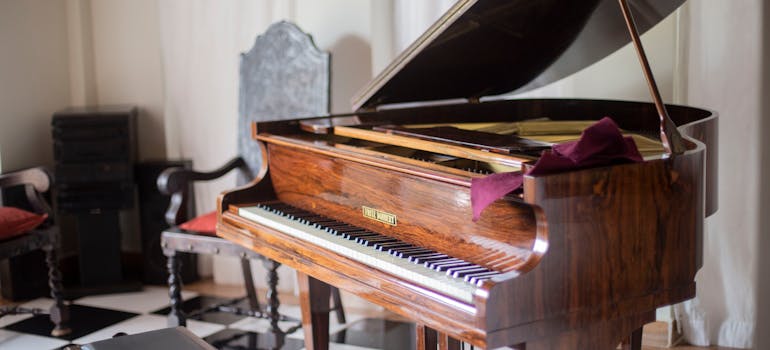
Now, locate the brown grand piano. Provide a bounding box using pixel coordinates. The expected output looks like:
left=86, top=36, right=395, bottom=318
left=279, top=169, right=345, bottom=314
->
left=216, top=0, right=717, bottom=349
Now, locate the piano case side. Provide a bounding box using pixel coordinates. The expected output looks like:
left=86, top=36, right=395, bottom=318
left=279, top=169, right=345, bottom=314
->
left=482, top=143, right=705, bottom=348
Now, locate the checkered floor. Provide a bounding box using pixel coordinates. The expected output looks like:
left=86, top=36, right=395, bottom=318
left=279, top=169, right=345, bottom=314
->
left=0, top=286, right=416, bottom=350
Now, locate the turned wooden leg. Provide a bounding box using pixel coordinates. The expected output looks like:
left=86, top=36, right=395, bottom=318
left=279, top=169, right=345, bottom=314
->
left=621, top=326, right=643, bottom=350
left=297, top=272, right=330, bottom=350
left=43, top=243, right=71, bottom=337
left=165, top=249, right=186, bottom=327
left=263, top=259, right=284, bottom=349
left=416, top=324, right=438, bottom=350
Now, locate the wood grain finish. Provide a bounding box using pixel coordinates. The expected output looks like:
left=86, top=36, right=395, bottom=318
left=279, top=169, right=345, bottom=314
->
left=267, top=143, right=539, bottom=273
left=218, top=98, right=714, bottom=349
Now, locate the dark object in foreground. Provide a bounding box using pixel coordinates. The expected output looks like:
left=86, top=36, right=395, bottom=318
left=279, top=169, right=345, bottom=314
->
left=79, top=327, right=214, bottom=350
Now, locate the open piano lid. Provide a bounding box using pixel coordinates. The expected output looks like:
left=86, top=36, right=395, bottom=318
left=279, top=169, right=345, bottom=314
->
left=352, top=0, right=685, bottom=111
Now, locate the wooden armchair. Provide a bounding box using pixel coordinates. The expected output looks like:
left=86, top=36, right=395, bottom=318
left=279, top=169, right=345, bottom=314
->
left=0, top=167, right=70, bottom=337
left=158, top=21, right=345, bottom=337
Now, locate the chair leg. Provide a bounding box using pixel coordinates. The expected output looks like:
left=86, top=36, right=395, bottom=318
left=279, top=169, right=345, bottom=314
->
left=240, top=258, right=260, bottom=310
left=263, top=259, right=282, bottom=331
left=165, top=249, right=186, bottom=327
left=330, top=287, right=346, bottom=324
left=43, top=244, right=71, bottom=337
left=262, top=259, right=286, bottom=349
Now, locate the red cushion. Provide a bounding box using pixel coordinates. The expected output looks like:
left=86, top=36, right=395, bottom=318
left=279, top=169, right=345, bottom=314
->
left=179, top=211, right=217, bottom=235
left=0, top=207, right=47, bottom=241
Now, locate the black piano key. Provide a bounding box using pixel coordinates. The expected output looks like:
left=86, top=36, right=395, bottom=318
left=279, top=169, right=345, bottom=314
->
left=345, top=232, right=377, bottom=240
left=407, top=251, right=440, bottom=258
left=434, top=262, right=474, bottom=272
left=352, top=234, right=381, bottom=244
left=354, top=235, right=386, bottom=245
left=337, top=230, right=367, bottom=237
left=426, top=257, right=462, bottom=266
left=363, top=239, right=397, bottom=247
left=334, top=227, right=364, bottom=233
left=315, top=220, right=348, bottom=230
left=445, top=264, right=484, bottom=275
left=373, top=242, right=411, bottom=251
left=451, top=267, right=490, bottom=278
left=410, top=254, right=447, bottom=264
left=465, top=271, right=500, bottom=284
left=391, top=247, right=431, bottom=258
left=287, top=212, right=317, bottom=219
left=361, top=237, right=397, bottom=245
left=322, top=222, right=350, bottom=229
left=425, top=258, right=461, bottom=269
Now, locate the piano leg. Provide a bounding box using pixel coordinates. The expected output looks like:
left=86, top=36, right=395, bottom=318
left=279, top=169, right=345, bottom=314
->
left=416, top=325, right=462, bottom=350
left=438, top=332, right=461, bottom=350
left=621, top=326, right=643, bottom=350
left=240, top=258, right=260, bottom=311
left=416, top=324, right=437, bottom=349
left=297, top=271, right=331, bottom=350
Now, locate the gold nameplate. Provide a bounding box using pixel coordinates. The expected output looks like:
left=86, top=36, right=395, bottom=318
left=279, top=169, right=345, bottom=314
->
left=362, top=206, right=397, bottom=226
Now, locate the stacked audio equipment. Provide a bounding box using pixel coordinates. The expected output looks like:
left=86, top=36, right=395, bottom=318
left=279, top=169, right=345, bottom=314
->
left=52, top=106, right=138, bottom=290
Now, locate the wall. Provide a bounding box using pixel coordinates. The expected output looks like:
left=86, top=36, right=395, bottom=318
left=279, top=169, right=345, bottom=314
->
left=294, top=0, right=375, bottom=113
left=89, top=0, right=166, bottom=160
left=0, top=0, right=71, bottom=172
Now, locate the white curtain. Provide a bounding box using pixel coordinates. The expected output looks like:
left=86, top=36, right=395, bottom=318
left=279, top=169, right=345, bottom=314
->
left=157, top=0, right=295, bottom=280
left=392, top=0, right=455, bottom=53
left=158, top=0, right=291, bottom=215
left=672, top=1, right=761, bottom=348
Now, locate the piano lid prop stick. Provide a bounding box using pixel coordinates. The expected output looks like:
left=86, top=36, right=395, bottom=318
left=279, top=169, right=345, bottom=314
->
left=618, top=0, right=686, bottom=155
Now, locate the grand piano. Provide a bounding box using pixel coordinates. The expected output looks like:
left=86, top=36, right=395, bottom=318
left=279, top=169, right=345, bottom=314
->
left=216, top=0, right=717, bottom=349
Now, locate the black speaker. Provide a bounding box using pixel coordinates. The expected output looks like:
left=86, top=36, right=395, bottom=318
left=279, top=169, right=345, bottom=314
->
left=135, top=160, right=199, bottom=284
left=52, top=106, right=138, bottom=212
left=51, top=106, right=138, bottom=291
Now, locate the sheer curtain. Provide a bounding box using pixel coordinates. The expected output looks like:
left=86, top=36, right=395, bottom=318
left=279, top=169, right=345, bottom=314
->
left=672, top=1, right=761, bottom=347
left=157, top=0, right=295, bottom=279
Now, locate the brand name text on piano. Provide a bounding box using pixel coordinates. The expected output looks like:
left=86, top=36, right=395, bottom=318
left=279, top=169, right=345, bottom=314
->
left=362, top=206, right=397, bottom=226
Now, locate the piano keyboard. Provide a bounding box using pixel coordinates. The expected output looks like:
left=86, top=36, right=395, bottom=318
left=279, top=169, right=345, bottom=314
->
left=238, top=202, right=503, bottom=303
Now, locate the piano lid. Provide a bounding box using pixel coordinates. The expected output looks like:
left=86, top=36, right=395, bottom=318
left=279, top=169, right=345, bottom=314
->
left=352, top=0, right=685, bottom=111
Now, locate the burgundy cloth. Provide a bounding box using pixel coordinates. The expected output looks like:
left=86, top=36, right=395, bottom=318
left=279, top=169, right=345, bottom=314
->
left=179, top=210, right=217, bottom=235
left=471, top=117, right=643, bottom=221
left=0, top=207, right=48, bottom=240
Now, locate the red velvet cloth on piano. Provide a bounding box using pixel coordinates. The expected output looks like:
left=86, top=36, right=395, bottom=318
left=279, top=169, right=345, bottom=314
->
left=471, top=117, right=644, bottom=221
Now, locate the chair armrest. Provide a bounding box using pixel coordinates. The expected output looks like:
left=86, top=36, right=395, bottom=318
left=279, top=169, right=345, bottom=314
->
left=157, top=157, right=248, bottom=226
left=0, top=167, right=53, bottom=217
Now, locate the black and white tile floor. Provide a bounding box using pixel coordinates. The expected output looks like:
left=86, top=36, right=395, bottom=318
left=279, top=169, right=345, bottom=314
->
left=0, top=286, right=417, bottom=350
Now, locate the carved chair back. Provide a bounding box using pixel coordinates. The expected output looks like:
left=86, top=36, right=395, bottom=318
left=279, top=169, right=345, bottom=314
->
left=237, top=21, right=330, bottom=182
